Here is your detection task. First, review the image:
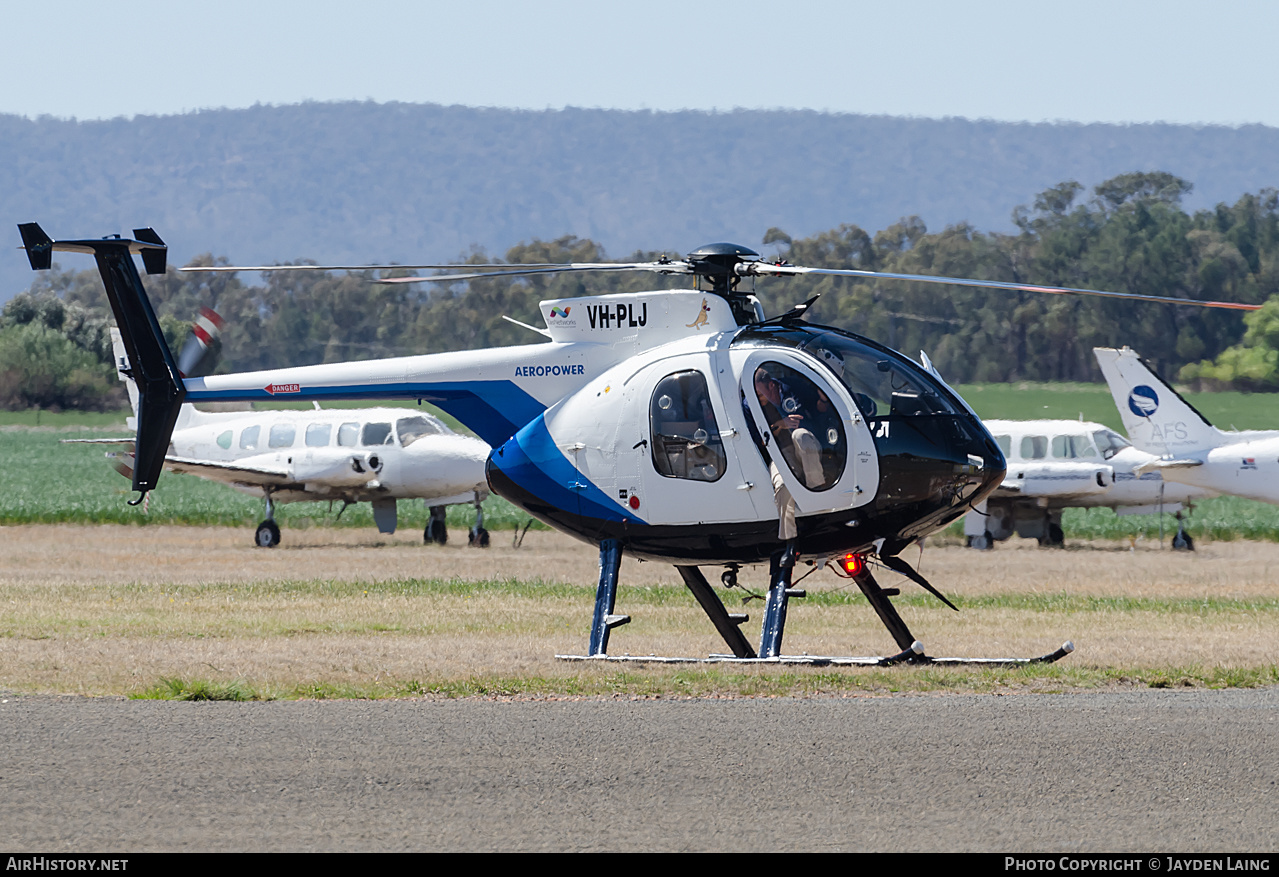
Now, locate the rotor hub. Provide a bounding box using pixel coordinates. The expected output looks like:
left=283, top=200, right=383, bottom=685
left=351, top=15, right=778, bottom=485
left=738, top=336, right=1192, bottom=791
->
left=686, top=243, right=761, bottom=322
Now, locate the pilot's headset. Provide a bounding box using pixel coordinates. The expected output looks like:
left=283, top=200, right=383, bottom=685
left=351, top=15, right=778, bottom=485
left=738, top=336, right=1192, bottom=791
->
left=814, top=347, right=846, bottom=379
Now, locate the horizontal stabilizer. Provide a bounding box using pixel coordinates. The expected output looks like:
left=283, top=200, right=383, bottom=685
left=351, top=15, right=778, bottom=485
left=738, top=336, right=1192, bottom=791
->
left=1134, top=458, right=1204, bottom=476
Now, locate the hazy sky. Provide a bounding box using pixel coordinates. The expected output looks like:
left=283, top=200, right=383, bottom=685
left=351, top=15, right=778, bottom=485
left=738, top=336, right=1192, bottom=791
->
left=3, top=0, right=1277, bottom=126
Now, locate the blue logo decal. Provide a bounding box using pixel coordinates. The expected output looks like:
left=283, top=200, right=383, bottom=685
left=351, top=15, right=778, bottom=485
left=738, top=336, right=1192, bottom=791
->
left=1128, top=385, right=1159, bottom=417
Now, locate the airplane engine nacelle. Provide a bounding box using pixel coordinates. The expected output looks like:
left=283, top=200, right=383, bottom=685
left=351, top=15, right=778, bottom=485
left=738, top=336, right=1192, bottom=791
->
left=292, top=449, right=382, bottom=487
left=1008, top=462, right=1114, bottom=498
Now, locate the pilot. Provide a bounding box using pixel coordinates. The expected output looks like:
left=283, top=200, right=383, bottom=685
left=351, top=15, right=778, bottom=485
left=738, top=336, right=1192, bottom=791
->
left=755, top=368, right=825, bottom=488
left=753, top=366, right=826, bottom=540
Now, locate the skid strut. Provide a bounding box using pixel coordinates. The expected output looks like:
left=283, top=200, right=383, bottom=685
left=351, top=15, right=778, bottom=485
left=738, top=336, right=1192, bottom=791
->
left=564, top=544, right=1075, bottom=667
left=588, top=539, right=629, bottom=656
left=676, top=566, right=755, bottom=658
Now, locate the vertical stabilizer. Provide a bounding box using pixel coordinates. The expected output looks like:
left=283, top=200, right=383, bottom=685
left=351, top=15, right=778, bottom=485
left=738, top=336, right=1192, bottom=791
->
left=19, top=224, right=184, bottom=498
left=1094, top=347, right=1221, bottom=456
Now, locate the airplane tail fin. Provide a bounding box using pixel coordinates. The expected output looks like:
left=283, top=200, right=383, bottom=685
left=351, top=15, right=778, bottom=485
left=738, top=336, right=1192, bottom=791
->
left=20, top=223, right=185, bottom=499
left=1093, top=347, right=1222, bottom=455
left=109, top=328, right=141, bottom=429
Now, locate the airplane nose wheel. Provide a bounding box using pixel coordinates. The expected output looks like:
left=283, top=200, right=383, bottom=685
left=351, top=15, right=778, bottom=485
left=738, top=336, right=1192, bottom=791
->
left=254, top=493, right=280, bottom=547
left=467, top=493, right=490, bottom=547
left=1172, top=512, right=1195, bottom=551
left=255, top=520, right=281, bottom=548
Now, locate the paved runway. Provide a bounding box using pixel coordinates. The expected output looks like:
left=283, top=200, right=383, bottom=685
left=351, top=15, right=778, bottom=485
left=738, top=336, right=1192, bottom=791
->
left=1, top=690, right=1274, bottom=851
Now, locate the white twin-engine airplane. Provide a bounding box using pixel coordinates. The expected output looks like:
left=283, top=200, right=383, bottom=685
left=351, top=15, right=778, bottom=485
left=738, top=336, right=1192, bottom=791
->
left=103, top=329, right=492, bottom=548
left=963, top=418, right=1211, bottom=550
left=1095, top=346, right=1279, bottom=506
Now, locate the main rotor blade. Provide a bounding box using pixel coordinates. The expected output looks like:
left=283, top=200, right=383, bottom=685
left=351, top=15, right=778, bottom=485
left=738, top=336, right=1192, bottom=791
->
left=373, top=262, right=691, bottom=284
left=180, top=262, right=572, bottom=273
left=750, top=264, right=1262, bottom=311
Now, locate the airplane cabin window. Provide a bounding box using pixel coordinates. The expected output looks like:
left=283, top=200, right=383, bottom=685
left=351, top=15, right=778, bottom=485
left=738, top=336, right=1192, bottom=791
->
left=649, top=371, right=726, bottom=483
left=269, top=423, right=296, bottom=449
left=994, top=435, right=1012, bottom=458
left=1020, top=435, right=1047, bottom=459
left=337, top=422, right=360, bottom=447
left=216, top=430, right=232, bottom=450
left=362, top=422, right=393, bottom=446
left=239, top=425, right=260, bottom=450
left=306, top=423, right=332, bottom=447
left=396, top=416, right=442, bottom=447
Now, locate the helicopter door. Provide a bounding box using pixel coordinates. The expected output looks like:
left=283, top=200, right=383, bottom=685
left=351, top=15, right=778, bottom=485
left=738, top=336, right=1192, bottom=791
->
left=739, top=351, right=874, bottom=515
left=634, top=361, right=763, bottom=525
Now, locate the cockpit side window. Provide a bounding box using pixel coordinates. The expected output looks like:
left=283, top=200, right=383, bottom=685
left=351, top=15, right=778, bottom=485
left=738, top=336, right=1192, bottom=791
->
left=649, top=371, right=726, bottom=483
left=1092, top=429, right=1131, bottom=460
left=750, top=361, right=845, bottom=491
left=396, top=416, right=443, bottom=447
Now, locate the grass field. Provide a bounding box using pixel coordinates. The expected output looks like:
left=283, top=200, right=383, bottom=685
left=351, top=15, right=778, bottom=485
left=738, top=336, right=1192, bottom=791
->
left=1, top=526, right=1276, bottom=699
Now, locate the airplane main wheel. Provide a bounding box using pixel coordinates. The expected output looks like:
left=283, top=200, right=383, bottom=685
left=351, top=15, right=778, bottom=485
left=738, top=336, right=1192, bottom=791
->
left=1172, top=531, right=1195, bottom=551
left=424, top=515, right=448, bottom=545
left=255, top=520, right=281, bottom=548
left=468, top=527, right=490, bottom=548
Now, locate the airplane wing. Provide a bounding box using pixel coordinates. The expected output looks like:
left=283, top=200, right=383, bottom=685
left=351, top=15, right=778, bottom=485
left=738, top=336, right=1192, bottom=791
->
left=61, top=438, right=136, bottom=445
left=163, top=455, right=294, bottom=488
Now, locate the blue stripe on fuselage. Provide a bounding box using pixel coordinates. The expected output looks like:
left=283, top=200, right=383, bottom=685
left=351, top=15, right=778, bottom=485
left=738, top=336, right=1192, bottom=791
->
left=491, top=415, right=644, bottom=525
left=186, top=380, right=545, bottom=447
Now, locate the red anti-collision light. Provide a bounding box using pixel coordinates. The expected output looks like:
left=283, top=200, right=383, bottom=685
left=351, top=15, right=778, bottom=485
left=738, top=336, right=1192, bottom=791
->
left=841, top=552, right=865, bottom=576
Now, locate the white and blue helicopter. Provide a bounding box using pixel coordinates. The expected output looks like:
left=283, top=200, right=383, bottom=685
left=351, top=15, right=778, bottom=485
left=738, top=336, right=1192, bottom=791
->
left=18, top=223, right=1258, bottom=665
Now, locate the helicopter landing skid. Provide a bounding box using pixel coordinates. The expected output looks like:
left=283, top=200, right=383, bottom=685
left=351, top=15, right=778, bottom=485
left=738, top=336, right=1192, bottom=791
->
left=556, top=641, right=1075, bottom=667
left=571, top=540, right=1074, bottom=668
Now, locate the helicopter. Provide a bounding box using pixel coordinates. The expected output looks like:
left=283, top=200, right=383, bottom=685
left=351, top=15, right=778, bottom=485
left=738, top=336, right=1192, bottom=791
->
left=17, top=223, right=1258, bottom=665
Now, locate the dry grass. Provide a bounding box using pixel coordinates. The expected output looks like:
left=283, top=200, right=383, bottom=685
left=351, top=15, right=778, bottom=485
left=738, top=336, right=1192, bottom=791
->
left=1, top=525, right=1276, bottom=697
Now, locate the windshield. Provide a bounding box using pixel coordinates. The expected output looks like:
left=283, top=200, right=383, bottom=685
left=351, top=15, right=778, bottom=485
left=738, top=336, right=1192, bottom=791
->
left=397, top=415, right=444, bottom=447
left=733, top=325, right=965, bottom=418
left=1092, top=428, right=1132, bottom=460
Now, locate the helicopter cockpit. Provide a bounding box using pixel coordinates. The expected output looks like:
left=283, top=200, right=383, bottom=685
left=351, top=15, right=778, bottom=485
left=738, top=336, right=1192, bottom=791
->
left=733, top=324, right=1005, bottom=543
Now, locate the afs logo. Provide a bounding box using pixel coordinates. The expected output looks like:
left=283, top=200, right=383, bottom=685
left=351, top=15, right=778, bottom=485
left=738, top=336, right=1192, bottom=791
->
left=1128, top=385, right=1159, bottom=417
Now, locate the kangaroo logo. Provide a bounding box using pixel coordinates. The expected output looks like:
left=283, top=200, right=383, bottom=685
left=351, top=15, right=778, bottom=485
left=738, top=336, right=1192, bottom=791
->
left=1128, top=385, right=1159, bottom=417
left=686, top=298, right=711, bottom=330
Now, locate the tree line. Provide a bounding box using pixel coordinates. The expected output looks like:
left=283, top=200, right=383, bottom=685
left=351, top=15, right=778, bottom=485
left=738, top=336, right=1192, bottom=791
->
left=6, top=171, right=1279, bottom=410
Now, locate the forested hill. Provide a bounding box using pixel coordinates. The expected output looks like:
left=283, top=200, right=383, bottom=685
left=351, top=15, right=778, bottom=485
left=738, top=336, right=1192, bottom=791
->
left=5, top=102, right=1279, bottom=300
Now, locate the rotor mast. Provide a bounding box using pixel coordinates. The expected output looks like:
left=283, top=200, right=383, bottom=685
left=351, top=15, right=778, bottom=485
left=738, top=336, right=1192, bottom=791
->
left=685, top=242, right=765, bottom=325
